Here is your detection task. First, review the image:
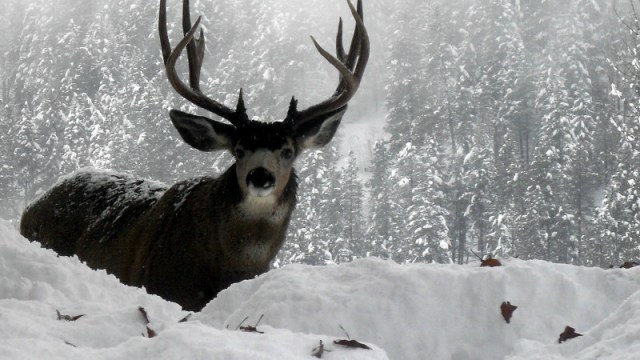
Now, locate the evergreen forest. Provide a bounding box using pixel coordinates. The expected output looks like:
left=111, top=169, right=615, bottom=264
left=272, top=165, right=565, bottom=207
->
left=1, top=0, right=639, bottom=267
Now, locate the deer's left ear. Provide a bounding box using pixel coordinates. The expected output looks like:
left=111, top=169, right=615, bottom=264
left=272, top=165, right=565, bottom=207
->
left=294, top=106, right=347, bottom=151
left=169, top=109, right=236, bottom=152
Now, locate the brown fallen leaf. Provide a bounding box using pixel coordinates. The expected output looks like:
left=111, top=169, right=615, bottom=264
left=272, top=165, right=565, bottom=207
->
left=620, top=261, right=639, bottom=269
left=56, top=310, right=85, bottom=321
left=481, top=258, right=502, bottom=267
left=333, top=339, right=372, bottom=350
left=334, top=325, right=371, bottom=349
left=469, top=249, right=502, bottom=267
left=146, top=326, right=157, bottom=338
left=558, top=326, right=582, bottom=343
left=500, top=301, right=518, bottom=324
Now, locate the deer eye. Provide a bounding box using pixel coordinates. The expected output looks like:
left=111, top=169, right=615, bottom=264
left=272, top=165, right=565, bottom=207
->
left=235, top=148, right=245, bottom=159
left=281, top=148, right=294, bottom=160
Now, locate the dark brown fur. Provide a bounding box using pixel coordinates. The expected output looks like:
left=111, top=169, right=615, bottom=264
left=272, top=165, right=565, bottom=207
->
left=21, top=167, right=297, bottom=311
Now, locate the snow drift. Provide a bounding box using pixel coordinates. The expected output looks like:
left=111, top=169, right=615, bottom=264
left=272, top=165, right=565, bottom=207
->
left=1, top=219, right=639, bottom=359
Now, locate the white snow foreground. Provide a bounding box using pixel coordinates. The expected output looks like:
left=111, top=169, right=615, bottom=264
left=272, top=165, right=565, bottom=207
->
left=1, top=219, right=640, bottom=360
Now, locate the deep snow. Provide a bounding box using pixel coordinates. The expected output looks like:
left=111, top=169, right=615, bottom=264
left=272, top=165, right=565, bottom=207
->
left=1, top=219, right=639, bottom=359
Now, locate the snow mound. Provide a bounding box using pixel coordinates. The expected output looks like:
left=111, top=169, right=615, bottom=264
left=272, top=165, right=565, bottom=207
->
left=0, top=220, right=386, bottom=359
left=199, top=258, right=640, bottom=359
left=1, top=218, right=640, bottom=359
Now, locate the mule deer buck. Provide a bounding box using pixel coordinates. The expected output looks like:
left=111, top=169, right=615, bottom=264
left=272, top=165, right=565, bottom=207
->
left=20, top=0, right=368, bottom=311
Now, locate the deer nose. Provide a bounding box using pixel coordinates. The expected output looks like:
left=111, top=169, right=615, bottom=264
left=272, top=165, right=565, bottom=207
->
left=247, top=167, right=275, bottom=189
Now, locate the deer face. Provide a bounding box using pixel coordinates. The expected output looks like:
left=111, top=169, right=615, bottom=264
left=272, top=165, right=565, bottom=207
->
left=169, top=106, right=346, bottom=202
left=233, top=121, right=296, bottom=199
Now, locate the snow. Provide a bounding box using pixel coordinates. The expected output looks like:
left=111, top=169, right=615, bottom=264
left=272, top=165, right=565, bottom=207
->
left=0, top=219, right=384, bottom=359
left=2, top=218, right=640, bottom=359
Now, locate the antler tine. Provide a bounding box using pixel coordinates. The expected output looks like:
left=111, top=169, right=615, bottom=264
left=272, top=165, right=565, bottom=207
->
left=345, top=0, right=363, bottom=72
left=293, top=0, right=369, bottom=126
left=159, top=0, right=172, bottom=65
left=159, top=0, right=247, bottom=127
left=336, top=18, right=346, bottom=63
left=349, top=0, right=368, bottom=83
left=182, top=0, right=205, bottom=91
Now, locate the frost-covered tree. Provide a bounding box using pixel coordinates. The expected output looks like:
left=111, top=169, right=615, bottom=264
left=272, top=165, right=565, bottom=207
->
left=334, top=151, right=365, bottom=262
left=13, top=105, right=44, bottom=204
left=464, top=145, right=495, bottom=257
left=516, top=0, right=602, bottom=264
left=280, top=145, right=340, bottom=266
left=469, top=0, right=531, bottom=259
left=406, top=139, right=451, bottom=263
left=596, top=147, right=640, bottom=266
left=594, top=0, right=640, bottom=265
left=518, top=100, right=574, bottom=262
left=366, top=140, right=394, bottom=259
left=384, top=0, right=432, bottom=153
left=386, top=142, right=415, bottom=263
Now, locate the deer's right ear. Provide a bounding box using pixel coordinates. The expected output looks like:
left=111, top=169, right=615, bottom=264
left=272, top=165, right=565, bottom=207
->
left=169, top=109, right=236, bottom=152
left=294, top=106, right=347, bottom=151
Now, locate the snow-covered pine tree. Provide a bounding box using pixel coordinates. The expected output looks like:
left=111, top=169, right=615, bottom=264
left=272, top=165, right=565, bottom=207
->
left=594, top=0, right=640, bottom=265
left=384, top=0, right=431, bottom=154
left=334, top=151, right=365, bottom=262
left=366, top=140, right=394, bottom=259
left=406, top=139, right=451, bottom=263
left=596, top=146, right=640, bottom=267
left=13, top=105, right=43, bottom=205
left=520, top=65, right=574, bottom=262
left=280, top=145, right=339, bottom=266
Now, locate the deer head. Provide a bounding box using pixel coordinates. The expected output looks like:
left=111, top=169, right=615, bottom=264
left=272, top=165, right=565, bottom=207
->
left=159, top=0, right=369, bottom=206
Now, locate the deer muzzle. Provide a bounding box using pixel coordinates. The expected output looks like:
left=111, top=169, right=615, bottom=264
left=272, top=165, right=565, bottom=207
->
left=246, top=167, right=276, bottom=197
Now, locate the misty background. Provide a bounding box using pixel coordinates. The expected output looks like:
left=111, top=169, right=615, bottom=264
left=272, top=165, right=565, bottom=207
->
left=0, top=0, right=639, bottom=267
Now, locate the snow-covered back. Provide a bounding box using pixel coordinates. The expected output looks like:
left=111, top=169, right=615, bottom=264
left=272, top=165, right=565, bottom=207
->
left=1, top=219, right=640, bottom=359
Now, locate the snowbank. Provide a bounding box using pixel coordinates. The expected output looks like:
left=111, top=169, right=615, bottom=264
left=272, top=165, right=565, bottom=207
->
left=0, top=220, right=385, bottom=359
left=1, top=218, right=640, bottom=359
left=199, top=256, right=640, bottom=359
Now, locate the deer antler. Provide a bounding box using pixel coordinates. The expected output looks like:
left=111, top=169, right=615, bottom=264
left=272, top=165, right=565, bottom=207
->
left=160, top=0, right=368, bottom=129
left=159, top=0, right=248, bottom=127
left=288, top=0, right=369, bottom=127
